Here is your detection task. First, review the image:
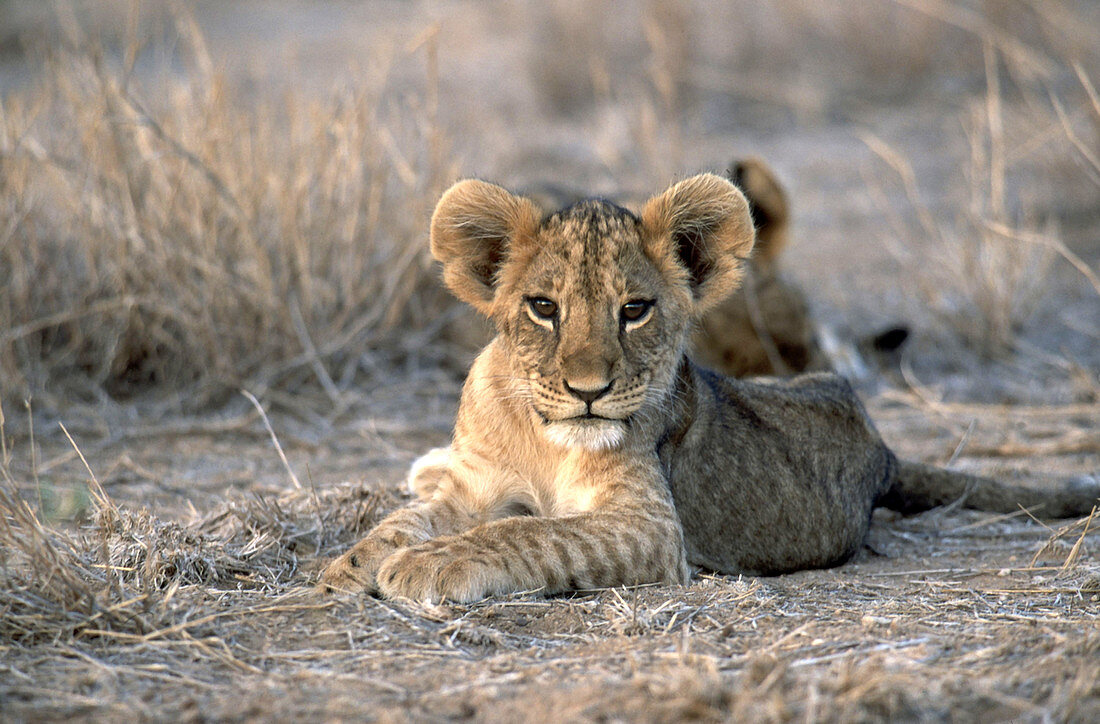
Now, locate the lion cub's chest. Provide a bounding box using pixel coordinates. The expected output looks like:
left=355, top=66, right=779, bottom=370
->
left=548, top=453, right=607, bottom=515
left=459, top=447, right=614, bottom=521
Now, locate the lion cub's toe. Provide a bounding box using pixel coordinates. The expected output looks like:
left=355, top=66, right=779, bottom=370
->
left=317, top=549, right=377, bottom=595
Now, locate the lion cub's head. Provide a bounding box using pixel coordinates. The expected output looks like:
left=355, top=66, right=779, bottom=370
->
left=430, top=174, right=755, bottom=451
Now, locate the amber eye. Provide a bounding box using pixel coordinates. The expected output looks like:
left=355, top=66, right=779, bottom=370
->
left=528, top=297, right=558, bottom=320
left=621, top=300, right=654, bottom=323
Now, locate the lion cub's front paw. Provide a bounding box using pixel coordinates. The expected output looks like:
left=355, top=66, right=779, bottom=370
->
left=375, top=541, right=498, bottom=604
left=318, top=538, right=395, bottom=595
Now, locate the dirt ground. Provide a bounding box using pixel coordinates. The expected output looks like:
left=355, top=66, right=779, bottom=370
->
left=2, top=1, right=1099, bottom=722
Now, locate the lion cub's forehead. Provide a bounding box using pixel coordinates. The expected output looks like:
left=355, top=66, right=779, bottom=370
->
left=541, top=199, right=640, bottom=246
left=530, top=200, right=654, bottom=293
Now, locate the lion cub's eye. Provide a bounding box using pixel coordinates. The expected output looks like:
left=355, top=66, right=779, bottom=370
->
left=621, top=300, right=654, bottom=324
left=528, top=297, right=558, bottom=320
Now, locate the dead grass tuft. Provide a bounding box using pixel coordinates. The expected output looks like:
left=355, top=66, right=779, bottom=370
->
left=1, top=407, right=391, bottom=644
left=0, top=469, right=155, bottom=643
left=99, top=479, right=390, bottom=591
left=0, top=10, right=455, bottom=412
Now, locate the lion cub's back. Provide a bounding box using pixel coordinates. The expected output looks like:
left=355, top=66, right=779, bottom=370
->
left=666, top=369, right=893, bottom=575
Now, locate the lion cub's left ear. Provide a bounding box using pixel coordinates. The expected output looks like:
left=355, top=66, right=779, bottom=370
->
left=641, top=173, right=755, bottom=314
left=430, top=180, right=541, bottom=316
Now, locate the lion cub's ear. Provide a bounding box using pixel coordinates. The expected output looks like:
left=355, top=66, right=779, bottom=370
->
left=641, top=173, right=755, bottom=314
left=430, top=180, right=541, bottom=315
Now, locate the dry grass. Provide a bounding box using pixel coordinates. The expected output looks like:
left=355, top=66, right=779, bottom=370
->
left=862, top=31, right=1099, bottom=358
left=0, top=418, right=392, bottom=646
left=2, top=433, right=1098, bottom=720
left=0, top=9, right=456, bottom=413
left=2, top=2, right=1099, bottom=721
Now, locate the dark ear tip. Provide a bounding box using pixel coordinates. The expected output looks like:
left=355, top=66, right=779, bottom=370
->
left=871, top=325, right=910, bottom=352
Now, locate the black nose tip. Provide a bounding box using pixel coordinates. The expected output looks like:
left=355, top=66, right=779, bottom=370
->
left=564, top=382, right=612, bottom=405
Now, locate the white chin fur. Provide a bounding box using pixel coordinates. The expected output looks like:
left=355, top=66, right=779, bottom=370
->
left=543, top=419, right=626, bottom=451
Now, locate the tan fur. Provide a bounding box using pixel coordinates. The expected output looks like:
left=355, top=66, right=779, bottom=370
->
left=321, top=173, right=1099, bottom=603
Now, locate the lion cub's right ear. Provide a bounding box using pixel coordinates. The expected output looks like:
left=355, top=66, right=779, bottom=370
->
left=641, top=173, right=756, bottom=315
left=430, top=180, right=541, bottom=316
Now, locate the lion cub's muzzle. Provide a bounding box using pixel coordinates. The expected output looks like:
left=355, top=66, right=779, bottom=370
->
left=530, top=374, right=652, bottom=450
left=533, top=376, right=644, bottom=421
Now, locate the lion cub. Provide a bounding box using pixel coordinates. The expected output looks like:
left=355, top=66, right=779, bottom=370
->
left=320, top=173, right=1098, bottom=602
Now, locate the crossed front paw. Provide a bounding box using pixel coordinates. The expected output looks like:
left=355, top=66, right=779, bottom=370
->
left=375, top=541, right=501, bottom=603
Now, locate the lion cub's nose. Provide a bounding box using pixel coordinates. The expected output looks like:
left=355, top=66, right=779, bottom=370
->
left=564, top=381, right=612, bottom=405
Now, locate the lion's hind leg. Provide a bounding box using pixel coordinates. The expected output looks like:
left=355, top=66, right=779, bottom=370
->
left=407, top=446, right=452, bottom=500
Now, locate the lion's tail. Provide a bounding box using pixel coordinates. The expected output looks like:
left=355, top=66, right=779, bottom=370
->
left=878, top=459, right=1099, bottom=518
